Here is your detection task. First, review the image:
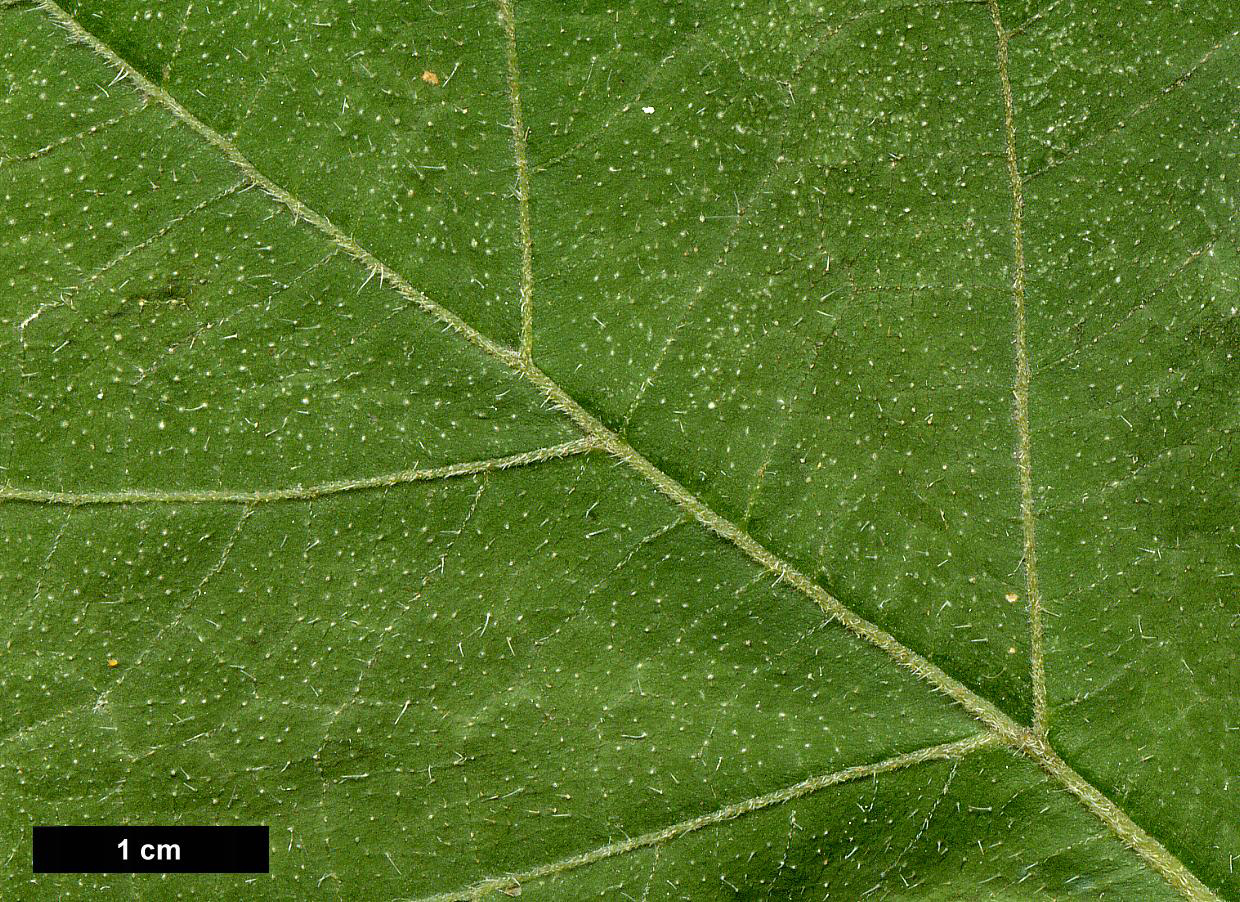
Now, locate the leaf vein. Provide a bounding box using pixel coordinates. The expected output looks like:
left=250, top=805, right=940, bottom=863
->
left=0, top=104, right=141, bottom=168
left=497, top=0, right=535, bottom=360
left=0, top=439, right=596, bottom=505
left=409, top=733, right=1001, bottom=902
left=987, top=0, right=1047, bottom=740
left=24, top=5, right=1222, bottom=898
left=32, top=0, right=523, bottom=369
left=1023, top=34, right=1233, bottom=184
left=15, top=177, right=247, bottom=342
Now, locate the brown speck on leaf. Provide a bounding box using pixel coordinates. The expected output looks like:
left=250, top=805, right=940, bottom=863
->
left=1005, top=592, right=1019, bottom=603
left=421, top=70, right=440, bottom=86
left=107, top=658, right=119, bottom=668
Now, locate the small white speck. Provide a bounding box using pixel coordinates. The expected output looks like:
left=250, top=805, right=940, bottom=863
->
left=642, top=106, right=654, bottom=114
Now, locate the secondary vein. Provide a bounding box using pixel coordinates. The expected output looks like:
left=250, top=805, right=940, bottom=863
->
left=23, top=5, right=1221, bottom=898
left=411, top=733, right=1001, bottom=902
left=987, top=0, right=1047, bottom=740
left=24, top=0, right=1030, bottom=756
left=496, top=0, right=536, bottom=360
left=0, top=439, right=594, bottom=506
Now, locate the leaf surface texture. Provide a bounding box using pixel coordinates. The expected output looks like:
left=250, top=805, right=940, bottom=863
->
left=1, top=0, right=1235, bottom=899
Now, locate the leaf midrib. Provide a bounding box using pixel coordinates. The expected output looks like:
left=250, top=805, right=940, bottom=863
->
left=19, top=2, right=1217, bottom=898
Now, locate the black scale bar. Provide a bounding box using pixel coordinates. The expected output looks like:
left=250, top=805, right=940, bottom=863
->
left=33, top=826, right=269, bottom=873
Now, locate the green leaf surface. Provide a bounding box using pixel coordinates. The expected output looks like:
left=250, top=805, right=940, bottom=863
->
left=1, top=0, right=1235, bottom=899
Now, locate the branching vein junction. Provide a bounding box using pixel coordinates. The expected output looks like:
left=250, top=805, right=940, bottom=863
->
left=7, top=3, right=1221, bottom=899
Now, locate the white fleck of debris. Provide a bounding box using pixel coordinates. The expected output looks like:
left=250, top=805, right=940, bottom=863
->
left=642, top=106, right=654, bottom=114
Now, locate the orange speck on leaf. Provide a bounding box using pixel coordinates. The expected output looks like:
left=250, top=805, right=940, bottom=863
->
left=421, top=70, right=440, bottom=86
left=107, top=658, right=119, bottom=668
left=1005, top=592, right=1019, bottom=603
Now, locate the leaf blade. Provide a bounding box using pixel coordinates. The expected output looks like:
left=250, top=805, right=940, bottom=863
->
left=2, top=0, right=1233, bottom=898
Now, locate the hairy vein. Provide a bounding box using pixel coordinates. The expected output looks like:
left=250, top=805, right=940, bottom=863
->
left=0, top=439, right=594, bottom=506
left=33, top=0, right=521, bottom=372
left=410, top=732, right=1001, bottom=902
left=496, top=0, right=535, bottom=360
left=1037, top=233, right=1226, bottom=374
left=1021, top=736, right=1218, bottom=902
left=741, top=335, right=824, bottom=526
left=32, top=0, right=1018, bottom=766
left=25, top=5, right=1221, bottom=898
left=518, top=359, right=1028, bottom=744
left=987, top=0, right=1047, bottom=741
left=980, top=11, right=1216, bottom=902
left=18, top=1, right=1036, bottom=761
left=161, top=0, right=193, bottom=86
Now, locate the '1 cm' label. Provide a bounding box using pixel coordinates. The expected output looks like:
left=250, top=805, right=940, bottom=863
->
left=33, top=826, right=269, bottom=873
